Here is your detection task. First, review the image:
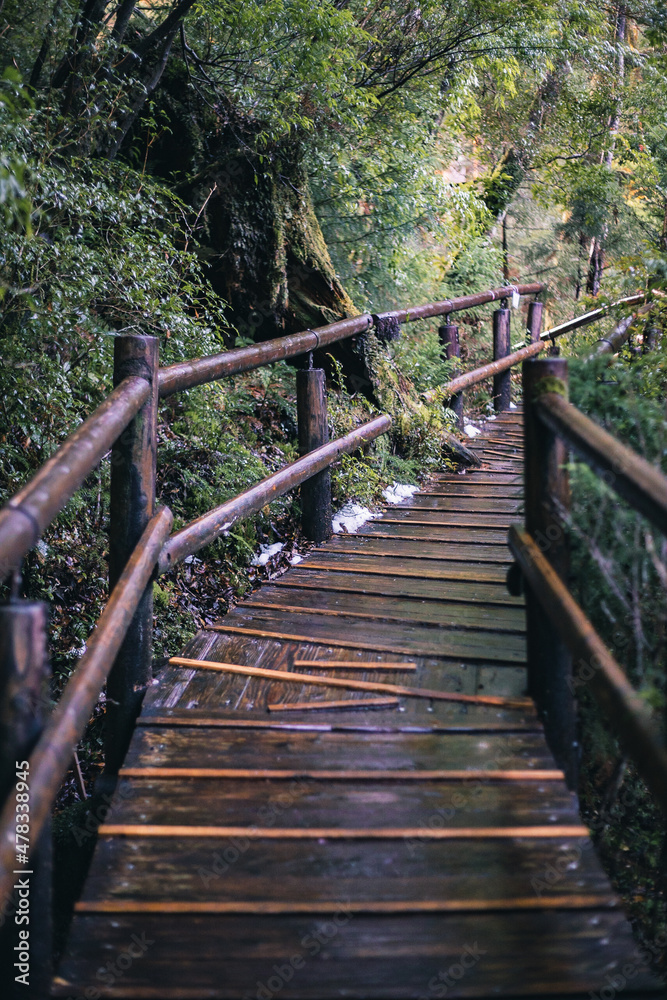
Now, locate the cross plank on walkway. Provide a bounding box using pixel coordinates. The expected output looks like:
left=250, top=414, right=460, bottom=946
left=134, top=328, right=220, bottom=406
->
left=53, top=408, right=663, bottom=999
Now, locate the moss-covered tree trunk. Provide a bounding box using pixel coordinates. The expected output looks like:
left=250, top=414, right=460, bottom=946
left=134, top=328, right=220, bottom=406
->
left=178, top=138, right=375, bottom=392
left=200, top=146, right=355, bottom=340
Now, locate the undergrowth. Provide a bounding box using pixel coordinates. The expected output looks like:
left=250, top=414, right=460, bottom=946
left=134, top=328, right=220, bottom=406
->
left=568, top=343, right=667, bottom=969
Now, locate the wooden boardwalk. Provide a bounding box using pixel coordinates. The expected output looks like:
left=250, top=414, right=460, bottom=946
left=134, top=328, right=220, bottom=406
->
left=53, top=409, right=662, bottom=998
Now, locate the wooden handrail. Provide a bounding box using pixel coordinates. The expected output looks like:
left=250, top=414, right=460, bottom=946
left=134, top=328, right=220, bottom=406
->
left=0, top=376, right=150, bottom=583
left=0, top=506, right=173, bottom=908
left=158, top=315, right=373, bottom=397
left=0, top=279, right=542, bottom=931
left=372, top=283, right=544, bottom=326
left=157, top=283, right=545, bottom=398
left=158, top=414, right=392, bottom=573
left=514, top=351, right=667, bottom=812
left=539, top=293, right=645, bottom=342
left=509, top=525, right=667, bottom=817
left=424, top=340, right=545, bottom=403
left=423, top=294, right=649, bottom=405
left=535, top=393, right=667, bottom=535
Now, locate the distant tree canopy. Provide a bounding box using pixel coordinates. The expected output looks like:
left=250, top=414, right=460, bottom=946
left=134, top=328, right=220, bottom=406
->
left=3, top=0, right=667, bottom=344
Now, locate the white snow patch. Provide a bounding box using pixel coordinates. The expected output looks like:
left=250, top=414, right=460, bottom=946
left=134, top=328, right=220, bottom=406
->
left=251, top=542, right=284, bottom=566
left=333, top=503, right=376, bottom=534
left=382, top=483, right=419, bottom=504
left=290, top=553, right=303, bottom=565
left=463, top=424, right=481, bottom=438
left=509, top=402, right=518, bottom=410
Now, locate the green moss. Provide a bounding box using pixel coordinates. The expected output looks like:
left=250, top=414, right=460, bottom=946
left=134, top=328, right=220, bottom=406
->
left=532, top=375, right=568, bottom=400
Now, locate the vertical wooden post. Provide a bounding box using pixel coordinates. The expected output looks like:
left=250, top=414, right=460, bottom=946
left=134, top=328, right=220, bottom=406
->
left=527, top=300, right=543, bottom=344
left=523, top=357, right=577, bottom=787
left=438, top=324, right=463, bottom=428
left=0, top=602, right=51, bottom=999
left=493, top=305, right=511, bottom=412
left=106, top=335, right=158, bottom=774
left=643, top=320, right=658, bottom=354
left=297, top=368, right=332, bottom=543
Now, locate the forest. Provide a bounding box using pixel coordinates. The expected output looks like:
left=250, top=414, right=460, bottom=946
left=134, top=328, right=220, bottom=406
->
left=0, top=0, right=666, bottom=973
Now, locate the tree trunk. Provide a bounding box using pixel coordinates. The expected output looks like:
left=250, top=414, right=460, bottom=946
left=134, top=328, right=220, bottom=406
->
left=480, top=66, right=565, bottom=220
left=586, top=4, right=626, bottom=295
left=200, top=146, right=357, bottom=342
left=179, top=138, right=375, bottom=394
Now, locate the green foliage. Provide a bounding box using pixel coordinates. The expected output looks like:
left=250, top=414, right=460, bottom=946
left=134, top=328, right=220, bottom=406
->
left=0, top=68, right=33, bottom=236
left=0, top=97, right=231, bottom=493
left=331, top=453, right=383, bottom=507
left=391, top=327, right=457, bottom=394
left=191, top=0, right=372, bottom=143
left=566, top=344, right=667, bottom=954
left=4, top=0, right=667, bottom=956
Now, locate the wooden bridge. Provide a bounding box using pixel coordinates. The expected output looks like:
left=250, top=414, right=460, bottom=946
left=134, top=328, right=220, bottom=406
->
left=0, top=285, right=666, bottom=998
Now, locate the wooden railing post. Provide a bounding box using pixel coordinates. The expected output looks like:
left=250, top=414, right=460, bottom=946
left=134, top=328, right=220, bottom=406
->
left=493, top=303, right=511, bottom=411
left=106, top=335, right=158, bottom=774
left=522, top=357, right=577, bottom=786
left=527, top=300, right=543, bottom=344
left=438, top=324, right=463, bottom=428
left=0, top=601, right=51, bottom=999
left=297, top=366, right=332, bottom=543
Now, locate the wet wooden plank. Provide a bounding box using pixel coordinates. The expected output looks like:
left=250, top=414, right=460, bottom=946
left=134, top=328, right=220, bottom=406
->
left=476, top=438, right=524, bottom=448
left=325, top=537, right=513, bottom=562
left=119, top=768, right=563, bottom=781
left=53, top=911, right=660, bottom=998
left=481, top=441, right=523, bottom=450
left=380, top=496, right=523, bottom=512
left=75, top=835, right=613, bottom=903
left=419, top=488, right=523, bottom=499
left=478, top=429, right=524, bottom=437
left=136, top=713, right=543, bottom=733
left=352, top=523, right=510, bottom=543
left=430, top=473, right=521, bottom=484
left=421, top=478, right=522, bottom=488
left=123, top=729, right=553, bottom=772
left=98, top=778, right=578, bottom=829
left=274, top=568, right=522, bottom=606
left=374, top=511, right=518, bottom=526
left=213, top=608, right=527, bottom=662
left=75, top=897, right=617, bottom=914
left=245, top=587, right=525, bottom=632
left=298, top=553, right=509, bottom=582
